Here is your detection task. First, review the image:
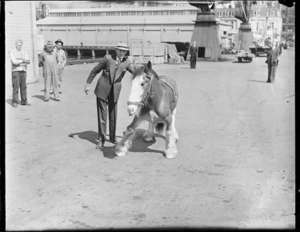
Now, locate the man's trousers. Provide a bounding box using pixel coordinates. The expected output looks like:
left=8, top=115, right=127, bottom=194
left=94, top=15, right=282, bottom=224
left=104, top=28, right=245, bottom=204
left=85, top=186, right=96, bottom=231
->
left=12, top=71, right=27, bottom=104
left=44, top=70, right=59, bottom=100
left=267, top=64, right=277, bottom=83
left=96, top=97, right=117, bottom=143
left=190, top=55, right=197, bottom=69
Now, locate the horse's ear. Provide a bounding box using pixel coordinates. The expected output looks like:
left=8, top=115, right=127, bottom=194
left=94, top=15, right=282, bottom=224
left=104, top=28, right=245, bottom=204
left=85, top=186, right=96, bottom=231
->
left=147, top=61, right=152, bottom=70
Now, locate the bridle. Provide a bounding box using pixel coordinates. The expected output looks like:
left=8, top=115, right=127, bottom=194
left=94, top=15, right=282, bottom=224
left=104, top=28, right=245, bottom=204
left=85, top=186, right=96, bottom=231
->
left=127, top=74, right=154, bottom=108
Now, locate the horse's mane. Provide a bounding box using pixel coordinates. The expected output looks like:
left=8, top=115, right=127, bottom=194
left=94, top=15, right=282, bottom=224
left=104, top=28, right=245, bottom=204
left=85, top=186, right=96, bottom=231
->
left=132, top=64, right=160, bottom=80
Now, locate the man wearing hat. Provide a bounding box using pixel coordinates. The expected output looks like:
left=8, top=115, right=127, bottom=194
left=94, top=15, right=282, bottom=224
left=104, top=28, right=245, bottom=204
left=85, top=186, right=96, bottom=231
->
left=54, top=39, right=66, bottom=93
left=84, top=41, right=136, bottom=148
left=39, top=41, right=60, bottom=101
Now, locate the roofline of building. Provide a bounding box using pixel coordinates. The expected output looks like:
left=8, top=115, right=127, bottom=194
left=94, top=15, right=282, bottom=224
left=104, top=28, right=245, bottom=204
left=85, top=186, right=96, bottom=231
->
left=49, top=6, right=199, bottom=13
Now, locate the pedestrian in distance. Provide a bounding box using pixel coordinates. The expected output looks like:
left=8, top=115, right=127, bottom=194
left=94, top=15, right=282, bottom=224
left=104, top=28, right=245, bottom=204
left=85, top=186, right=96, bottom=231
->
left=9, top=39, right=31, bottom=107
left=39, top=41, right=60, bottom=102
left=54, top=39, right=66, bottom=94
left=266, top=41, right=281, bottom=83
left=189, top=41, right=198, bottom=69
left=84, top=41, right=136, bottom=148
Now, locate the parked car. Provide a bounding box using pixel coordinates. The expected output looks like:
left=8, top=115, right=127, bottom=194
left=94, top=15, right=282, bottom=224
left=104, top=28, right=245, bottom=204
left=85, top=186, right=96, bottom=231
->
left=236, top=50, right=254, bottom=63
left=221, top=48, right=235, bottom=54
left=282, top=42, right=288, bottom=50
left=287, top=41, right=294, bottom=47
left=249, top=45, right=270, bottom=56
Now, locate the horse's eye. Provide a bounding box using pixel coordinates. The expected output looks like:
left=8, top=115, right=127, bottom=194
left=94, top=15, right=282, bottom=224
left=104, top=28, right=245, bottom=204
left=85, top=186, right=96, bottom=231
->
left=141, top=82, right=145, bottom=87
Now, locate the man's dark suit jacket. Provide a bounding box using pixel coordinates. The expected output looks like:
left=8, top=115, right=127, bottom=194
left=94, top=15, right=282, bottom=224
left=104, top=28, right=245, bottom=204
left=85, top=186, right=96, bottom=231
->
left=189, top=45, right=198, bottom=57
left=86, top=55, right=135, bottom=103
left=266, top=47, right=280, bottom=66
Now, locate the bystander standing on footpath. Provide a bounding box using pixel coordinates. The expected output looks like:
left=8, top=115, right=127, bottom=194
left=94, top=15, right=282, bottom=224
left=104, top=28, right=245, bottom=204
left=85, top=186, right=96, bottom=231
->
left=39, top=41, right=60, bottom=102
left=189, top=41, right=198, bottom=69
left=53, top=39, right=66, bottom=94
left=9, top=39, right=31, bottom=107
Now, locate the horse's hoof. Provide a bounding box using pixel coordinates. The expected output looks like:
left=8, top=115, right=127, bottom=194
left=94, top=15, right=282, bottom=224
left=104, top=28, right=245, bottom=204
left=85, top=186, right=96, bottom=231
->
left=115, top=151, right=127, bottom=157
left=144, top=136, right=155, bottom=142
left=165, top=148, right=178, bottom=159
left=115, top=145, right=127, bottom=157
left=166, top=154, right=177, bottom=159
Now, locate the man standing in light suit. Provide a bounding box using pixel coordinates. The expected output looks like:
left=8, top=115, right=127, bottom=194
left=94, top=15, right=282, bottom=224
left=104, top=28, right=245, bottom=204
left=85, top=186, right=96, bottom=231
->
left=84, top=42, right=136, bottom=148
left=9, top=39, right=31, bottom=107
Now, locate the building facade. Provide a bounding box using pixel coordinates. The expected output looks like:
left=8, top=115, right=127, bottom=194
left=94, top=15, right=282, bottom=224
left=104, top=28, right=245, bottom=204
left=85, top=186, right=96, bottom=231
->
left=214, top=6, right=242, bottom=49
left=36, top=6, right=200, bottom=47
left=280, top=4, right=295, bottom=40
left=249, top=2, right=282, bottom=46
left=37, top=3, right=240, bottom=50
left=5, top=1, right=39, bottom=83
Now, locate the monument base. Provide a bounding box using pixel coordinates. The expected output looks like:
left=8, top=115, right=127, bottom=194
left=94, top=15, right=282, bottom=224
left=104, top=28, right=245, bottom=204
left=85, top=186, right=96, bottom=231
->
left=187, top=13, right=221, bottom=61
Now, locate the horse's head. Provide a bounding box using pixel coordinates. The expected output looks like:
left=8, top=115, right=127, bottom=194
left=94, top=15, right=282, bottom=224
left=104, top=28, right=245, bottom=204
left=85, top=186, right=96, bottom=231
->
left=127, top=61, right=157, bottom=116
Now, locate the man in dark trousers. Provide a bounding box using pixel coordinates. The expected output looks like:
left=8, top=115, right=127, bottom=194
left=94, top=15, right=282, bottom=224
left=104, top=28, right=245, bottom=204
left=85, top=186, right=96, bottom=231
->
left=189, top=41, right=198, bottom=69
left=84, top=42, right=136, bottom=148
left=266, top=41, right=281, bottom=83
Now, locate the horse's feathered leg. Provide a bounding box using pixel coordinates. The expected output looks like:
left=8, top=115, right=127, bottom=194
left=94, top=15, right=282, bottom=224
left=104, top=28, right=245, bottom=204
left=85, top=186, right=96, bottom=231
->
left=172, top=108, right=179, bottom=143
left=164, top=114, right=178, bottom=159
left=115, top=115, right=143, bottom=157
left=143, top=122, right=155, bottom=142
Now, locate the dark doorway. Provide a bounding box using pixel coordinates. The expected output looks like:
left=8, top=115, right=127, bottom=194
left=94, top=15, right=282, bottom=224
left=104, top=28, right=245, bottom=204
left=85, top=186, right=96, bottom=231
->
left=198, top=47, right=205, bottom=58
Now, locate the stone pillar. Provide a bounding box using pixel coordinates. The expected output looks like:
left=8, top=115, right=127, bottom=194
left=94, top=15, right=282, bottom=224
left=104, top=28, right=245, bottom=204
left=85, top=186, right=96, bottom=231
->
left=188, top=13, right=221, bottom=61
left=238, top=22, right=253, bottom=52
left=92, top=49, right=95, bottom=58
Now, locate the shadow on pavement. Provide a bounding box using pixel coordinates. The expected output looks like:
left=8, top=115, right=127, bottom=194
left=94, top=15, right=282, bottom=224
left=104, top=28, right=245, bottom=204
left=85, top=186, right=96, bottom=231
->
left=32, top=95, right=45, bottom=101
left=6, top=99, right=13, bottom=105
left=180, top=67, right=193, bottom=69
left=127, top=129, right=165, bottom=157
left=69, top=129, right=166, bottom=159
left=69, top=131, right=98, bottom=145
left=248, top=80, right=269, bottom=83
left=101, top=129, right=166, bottom=159
left=101, top=146, right=117, bottom=159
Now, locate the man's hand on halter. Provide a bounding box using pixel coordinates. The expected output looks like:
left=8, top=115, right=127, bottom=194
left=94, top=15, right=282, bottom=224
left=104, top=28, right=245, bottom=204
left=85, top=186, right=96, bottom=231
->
left=84, top=83, right=90, bottom=95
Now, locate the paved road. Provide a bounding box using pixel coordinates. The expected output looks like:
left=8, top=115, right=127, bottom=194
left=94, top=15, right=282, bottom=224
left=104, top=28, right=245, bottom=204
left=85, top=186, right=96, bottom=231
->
left=5, top=48, right=295, bottom=229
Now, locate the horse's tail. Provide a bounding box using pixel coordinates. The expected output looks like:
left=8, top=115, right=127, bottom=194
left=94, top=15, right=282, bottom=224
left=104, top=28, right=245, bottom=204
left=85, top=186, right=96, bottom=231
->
left=155, top=123, right=165, bottom=134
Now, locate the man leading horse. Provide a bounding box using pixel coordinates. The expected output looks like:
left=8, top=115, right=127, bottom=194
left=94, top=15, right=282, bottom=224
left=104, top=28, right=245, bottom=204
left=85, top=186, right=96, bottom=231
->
left=84, top=42, right=136, bottom=148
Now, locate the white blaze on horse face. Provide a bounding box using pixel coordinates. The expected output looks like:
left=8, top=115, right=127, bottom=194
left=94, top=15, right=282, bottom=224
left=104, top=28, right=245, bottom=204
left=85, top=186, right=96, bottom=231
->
left=127, top=75, right=145, bottom=116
